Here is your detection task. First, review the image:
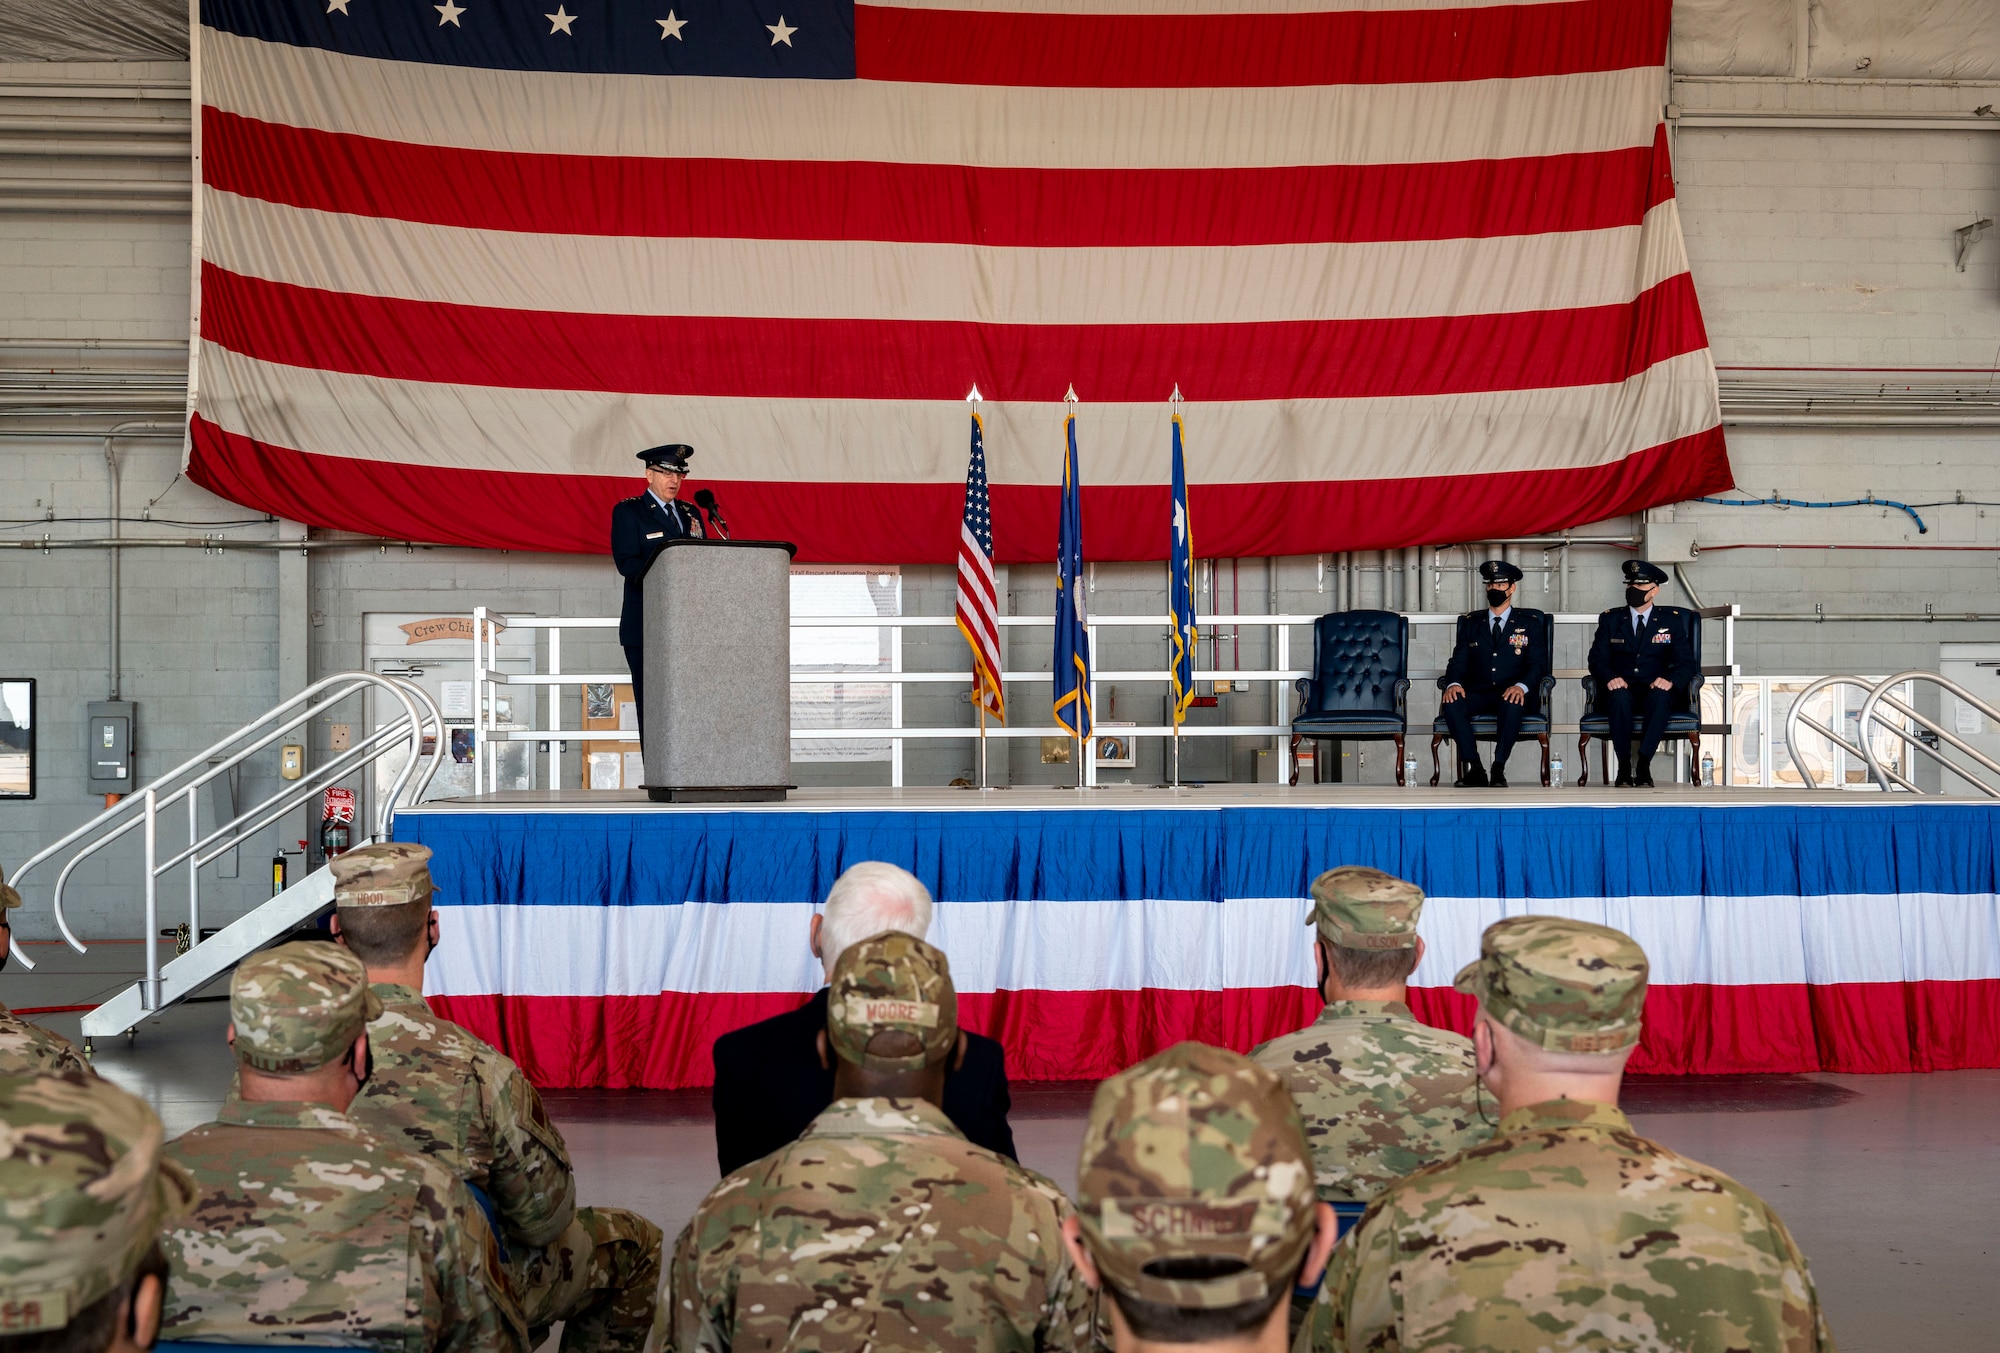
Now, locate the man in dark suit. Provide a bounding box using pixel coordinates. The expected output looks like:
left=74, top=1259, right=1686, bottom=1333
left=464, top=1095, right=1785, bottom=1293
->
left=1439, top=559, right=1550, bottom=789
left=610, top=443, right=705, bottom=729
left=711, top=862, right=1017, bottom=1175
left=1588, top=559, right=1699, bottom=787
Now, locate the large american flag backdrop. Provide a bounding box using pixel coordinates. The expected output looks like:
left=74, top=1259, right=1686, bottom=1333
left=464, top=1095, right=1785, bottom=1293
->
left=188, top=0, right=1731, bottom=564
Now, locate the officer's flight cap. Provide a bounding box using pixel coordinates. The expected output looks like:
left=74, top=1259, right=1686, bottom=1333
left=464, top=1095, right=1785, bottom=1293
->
left=1478, top=559, right=1523, bottom=584
left=637, top=444, right=694, bottom=474
left=1622, top=559, right=1670, bottom=586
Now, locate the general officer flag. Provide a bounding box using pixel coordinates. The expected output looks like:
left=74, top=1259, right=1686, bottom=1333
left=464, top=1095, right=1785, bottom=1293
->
left=1053, top=399, right=1091, bottom=739
left=1169, top=407, right=1198, bottom=727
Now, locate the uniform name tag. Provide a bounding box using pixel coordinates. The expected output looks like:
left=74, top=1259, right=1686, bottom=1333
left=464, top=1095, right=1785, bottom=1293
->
left=0, top=1296, right=67, bottom=1333
left=1099, top=1198, right=1262, bottom=1240
left=645, top=531, right=663, bottom=540
left=841, top=996, right=939, bottom=1028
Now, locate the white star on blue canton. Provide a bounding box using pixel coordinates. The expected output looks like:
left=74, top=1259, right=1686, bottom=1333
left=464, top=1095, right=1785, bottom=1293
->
left=657, top=10, right=688, bottom=39
left=547, top=5, right=577, bottom=34
left=326, top=0, right=352, bottom=13
left=767, top=15, right=797, bottom=45
left=434, top=1, right=466, bottom=26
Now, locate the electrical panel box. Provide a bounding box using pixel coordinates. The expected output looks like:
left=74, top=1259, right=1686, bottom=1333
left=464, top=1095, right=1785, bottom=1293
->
left=86, top=701, right=135, bottom=795
left=1643, top=522, right=1698, bottom=564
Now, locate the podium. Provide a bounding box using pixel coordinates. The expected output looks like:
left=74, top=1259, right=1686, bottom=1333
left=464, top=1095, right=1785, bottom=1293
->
left=641, top=538, right=797, bottom=802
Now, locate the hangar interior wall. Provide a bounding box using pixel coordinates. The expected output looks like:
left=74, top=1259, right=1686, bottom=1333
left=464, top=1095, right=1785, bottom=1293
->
left=2, top=20, right=1998, bottom=936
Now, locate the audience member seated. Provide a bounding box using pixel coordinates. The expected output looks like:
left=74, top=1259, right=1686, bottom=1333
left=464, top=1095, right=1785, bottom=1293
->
left=160, top=943, right=528, bottom=1353
left=0, top=863, right=90, bottom=1076
left=328, top=843, right=661, bottom=1353
left=1060, top=1042, right=1340, bottom=1353
left=0, top=1070, right=191, bottom=1353
left=660, top=931, right=1097, bottom=1353
left=1298, top=916, right=1836, bottom=1352
left=710, top=860, right=1015, bottom=1173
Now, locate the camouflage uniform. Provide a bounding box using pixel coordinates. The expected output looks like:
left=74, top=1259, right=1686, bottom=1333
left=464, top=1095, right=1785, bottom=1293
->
left=1251, top=868, right=1486, bottom=1204
left=656, top=932, right=1097, bottom=1353
left=332, top=843, right=662, bottom=1352
left=0, top=1070, right=195, bottom=1336
left=0, top=864, right=90, bottom=1076
left=1299, top=917, right=1837, bottom=1353
left=1073, top=1042, right=1324, bottom=1318
left=161, top=941, right=530, bottom=1353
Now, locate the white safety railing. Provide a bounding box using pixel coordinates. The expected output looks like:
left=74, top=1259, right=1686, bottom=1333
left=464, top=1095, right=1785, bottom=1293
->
left=473, top=604, right=1739, bottom=790
left=10, top=673, right=444, bottom=1011
left=1789, top=670, right=2000, bottom=795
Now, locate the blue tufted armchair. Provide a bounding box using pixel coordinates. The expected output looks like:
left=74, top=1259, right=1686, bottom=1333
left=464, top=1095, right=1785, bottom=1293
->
left=1289, top=610, right=1410, bottom=786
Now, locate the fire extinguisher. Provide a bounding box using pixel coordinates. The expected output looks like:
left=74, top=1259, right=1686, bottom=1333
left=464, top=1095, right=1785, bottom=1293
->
left=320, top=814, right=352, bottom=859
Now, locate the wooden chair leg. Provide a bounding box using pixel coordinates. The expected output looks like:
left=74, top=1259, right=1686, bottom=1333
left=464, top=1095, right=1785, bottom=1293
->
left=1538, top=734, right=1551, bottom=788
left=1429, top=734, right=1444, bottom=787
left=1577, top=734, right=1591, bottom=786
left=1289, top=734, right=1301, bottom=787
left=1393, top=734, right=1406, bottom=787
left=1690, top=731, right=1703, bottom=787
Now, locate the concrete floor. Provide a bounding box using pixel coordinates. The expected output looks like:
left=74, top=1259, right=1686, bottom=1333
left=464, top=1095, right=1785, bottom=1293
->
left=12, top=941, right=1997, bottom=1352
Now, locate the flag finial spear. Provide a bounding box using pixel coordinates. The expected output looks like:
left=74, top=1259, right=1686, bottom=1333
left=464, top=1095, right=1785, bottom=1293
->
left=967, top=384, right=982, bottom=404
left=1170, top=383, right=1183, bottom=404
left=1064, top=385, right=1079, bottom=405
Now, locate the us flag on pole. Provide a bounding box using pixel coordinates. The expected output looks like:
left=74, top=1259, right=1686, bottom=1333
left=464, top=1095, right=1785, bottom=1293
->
left=956, top=406, right=1004, bottom=722
left=187, top=0, right=1728, bottom=565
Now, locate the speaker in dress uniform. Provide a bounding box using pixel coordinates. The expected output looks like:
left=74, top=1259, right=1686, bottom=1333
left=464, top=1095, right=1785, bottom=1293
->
left=610, top=444, right=706, bottom=732
left=1439, top=560, right=1550, bottom=788
left=1586, top=559, right=1698, bottom=787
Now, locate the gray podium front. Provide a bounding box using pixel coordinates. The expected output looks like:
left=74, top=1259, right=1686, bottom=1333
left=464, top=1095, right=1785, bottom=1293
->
left=640, top=538, right=796, bottom=802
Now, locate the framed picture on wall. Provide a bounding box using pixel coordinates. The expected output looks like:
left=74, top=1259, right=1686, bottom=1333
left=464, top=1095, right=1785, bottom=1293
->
left=0, top=679, right=34, bottom=799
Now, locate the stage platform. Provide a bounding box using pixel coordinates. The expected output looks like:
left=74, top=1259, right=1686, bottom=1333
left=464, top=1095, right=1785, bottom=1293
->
left=395, top=785, right=2000, bottom=1088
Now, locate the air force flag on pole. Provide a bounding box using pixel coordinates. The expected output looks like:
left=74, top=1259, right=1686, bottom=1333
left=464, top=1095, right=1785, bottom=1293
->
left=1053, top=389, right=1091, bottom=740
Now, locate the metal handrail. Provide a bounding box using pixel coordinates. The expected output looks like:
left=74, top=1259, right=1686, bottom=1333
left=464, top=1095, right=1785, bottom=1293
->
left=1783, top=676, right=1919, bottom=792
left=8, top=673, right=442, bottom=1001
left=1859, top=671, right=2000, bottom=798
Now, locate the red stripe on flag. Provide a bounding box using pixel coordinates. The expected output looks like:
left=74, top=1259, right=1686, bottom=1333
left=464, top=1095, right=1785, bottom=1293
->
left=427, top=975, right=2000, bottom=1089
left=188, top=416, right=1730, bottom=564
left=202, top=108, right=1667, bottom=247
left=854, top=0, right=1669, bottom=88
left=198, top=264, right=1710, bottom=403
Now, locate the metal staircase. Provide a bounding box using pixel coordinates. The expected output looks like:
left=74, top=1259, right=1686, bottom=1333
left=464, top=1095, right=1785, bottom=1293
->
left=9, top=674, right=444, bottom=1050
left=1787, top=670, right=2000, bottom=795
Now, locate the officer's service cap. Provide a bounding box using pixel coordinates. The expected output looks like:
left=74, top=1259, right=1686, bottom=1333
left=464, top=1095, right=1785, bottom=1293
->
left=1075, top=1042, right=1318, bottom=1311
left=230, top=942, right=383, bottom=1074
left=1478, top=559, right=1524, bottom=584
left=825, top=931, right=959, bottom=1072
left=331, top=841, right=434, bottom=908
left=0, top=1071, right=196, bottom=1333
left=0, top=859, right=19, bottom=911
left=1453, top=915, right=1649, bottom=1054
left=1306, top=866, right=1423, bottom=951
left=1622, top=558, right=1670, bottom=586
left=637, top=444, right=694, bottom=473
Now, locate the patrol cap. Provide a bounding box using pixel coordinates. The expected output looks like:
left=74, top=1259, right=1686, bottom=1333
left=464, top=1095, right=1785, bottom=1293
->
left=229, top=941, right=383, bottom=1074
left=1478, top=559, right=1524, bottom=584
left=331, top=841, right=434, bottom=908
left=0, top=1071, right=196, bottom=1332
left=1453, top=915, right=1649, bottom=1054
left=637, top=444, right=694, bottom=473
left=0, top=859, right=19, bottom=911
left=1622, top=558, right=1670, bottom=586
left=825, top=931, right=958, bottom=1072
left=1306, top=866, right=1423, bottom=951
left=1075, top=1043, right=1317, bottom=1311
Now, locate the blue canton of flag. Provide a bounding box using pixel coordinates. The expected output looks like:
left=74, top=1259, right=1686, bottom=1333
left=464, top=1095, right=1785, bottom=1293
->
left=1168, top=410, right=1198, bottom=727
left=1053, top=406, right=1092, bottom=739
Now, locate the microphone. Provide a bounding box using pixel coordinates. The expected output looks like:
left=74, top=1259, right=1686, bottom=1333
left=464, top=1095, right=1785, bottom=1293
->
left=693, top=488, right=730, bottom=540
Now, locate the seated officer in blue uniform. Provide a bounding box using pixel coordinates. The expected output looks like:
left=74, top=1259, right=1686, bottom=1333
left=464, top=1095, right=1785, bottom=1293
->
left=610, top=443, right=705, bottom=727
left=1587, top=558, right=1698, bottom=787
left=1440, top=559, right=1550, bottom=788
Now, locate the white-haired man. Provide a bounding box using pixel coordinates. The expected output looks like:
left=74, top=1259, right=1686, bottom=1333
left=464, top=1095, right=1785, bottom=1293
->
left=708, top=861, right=1017, bottom=1174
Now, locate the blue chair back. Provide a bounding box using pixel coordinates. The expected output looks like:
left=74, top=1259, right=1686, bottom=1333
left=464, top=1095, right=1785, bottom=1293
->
left=1302, top=611, right=1409, bottom=718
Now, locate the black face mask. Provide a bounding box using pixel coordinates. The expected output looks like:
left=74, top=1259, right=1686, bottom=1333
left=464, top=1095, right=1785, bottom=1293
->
left=1625, top=586, right=1650, bottom=608
left=1485, top=588, right=1509, bottom=608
